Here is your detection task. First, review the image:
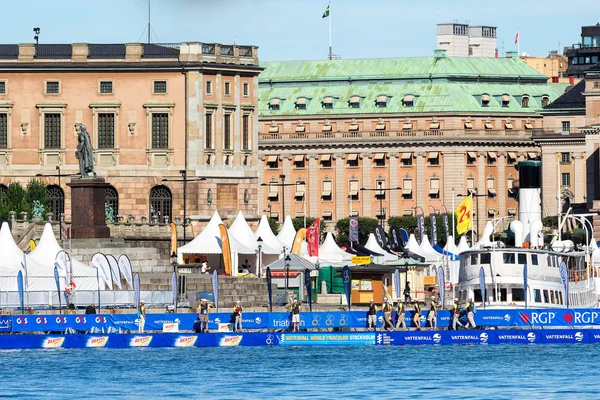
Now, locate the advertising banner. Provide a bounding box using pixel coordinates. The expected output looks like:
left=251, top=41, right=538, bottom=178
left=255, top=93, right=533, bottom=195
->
left=92, top=253, right=113, bottom=291
left=212, top=270, right=219, bottom=312
left=394, top=269, right=401, bottom=301
left=390, top=227, right=401, bottom=252
left=342, top=266, right=351, bottom=310
left=118, top=255, right=134, bottom=289
left=429, top=212, right=438, bottom=246
left=374, top=225, right=387, bottom=250
left=171, top=271, right=177, bottom=311
left=349, top=217, right=359, bottom=243
left=106, top=254, right=122, bottom=290
left=442, top=213, right=450, bottom=242
left=416, top=212, right=425, bottom=244
left=266, top=267, right=273, bottom=312
left=218, top=223, right=233, bottom=276
left=17, top=271, right=24, bottom=314
left=479, top=267, right=486, bottom=308
left=304, top=268, right=312, bottom=312
left=291, top=228, right=306, bottom=255
left=437, top=266, right=445, bottom=307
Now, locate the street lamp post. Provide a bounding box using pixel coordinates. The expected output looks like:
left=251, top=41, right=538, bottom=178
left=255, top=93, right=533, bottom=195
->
left=261, top=177, right=305, bottom=224
left=263, top=204, right=272, bottom=220
left=359, top=185, right=402, bottom=230
left=285, top=253, right=291, bottom=292
left=170, top=253, right=178, bottom=313
left=257, top=236, right=263, bottom=280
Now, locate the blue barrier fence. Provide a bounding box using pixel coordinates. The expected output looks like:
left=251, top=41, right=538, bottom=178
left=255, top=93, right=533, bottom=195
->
left=0, top=329, right=599, bottom=349
left=3, top=308, right=600, bottom=333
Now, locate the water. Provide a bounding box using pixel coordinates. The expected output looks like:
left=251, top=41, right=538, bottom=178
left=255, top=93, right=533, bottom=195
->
left=0, top=344, right=597, bottom=399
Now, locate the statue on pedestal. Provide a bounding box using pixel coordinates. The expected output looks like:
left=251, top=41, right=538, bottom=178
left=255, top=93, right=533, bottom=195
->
left=75, top=124, right=96, bottom=178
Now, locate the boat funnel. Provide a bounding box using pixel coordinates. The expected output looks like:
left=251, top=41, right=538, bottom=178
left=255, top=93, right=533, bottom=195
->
left=510, top=220, right=524, bottom=247
left=529, top=220, right=544, bottom=249
left=517, top=161, right=542, bottom=243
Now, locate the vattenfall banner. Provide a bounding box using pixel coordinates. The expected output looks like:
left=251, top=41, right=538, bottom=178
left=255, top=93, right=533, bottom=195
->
left=559, top=261, right=569, bottom=307
left=430, top=212, right=438, bottom=246
left=218, top=223, right=233, bottom=276
left=53, top=266, right=61, bottom=309
left=342, top=266, right=351, bottom=310
left=266, top=267, right=273, bottom=312
left=212, top=270, right=219, bottom=312
left=437, top=266, right=445, bottom=306
left=394, top=269, right=401, bottom=300
left=390, top=226, right=401, bottom=252
left=92, top=252, right=113, bottom=291
left=17, top=270, right=24, bottom=314
left=349, top=216, right=359, bottom=243
left=291, top=228, right=306, bottom=255
left=523, top=264, right=528, bottom=309
left=479, top=267, right=486, bottom=308
left=304, top=268, right=312, bottom=312
left=442, top=213, right=450, bottom=242
left=374, top=225, right=387, bottom=250
left=399, top=228, right=409, bottom=245
left=416, top=212, right=425, bottom=244
left=133, top=273, right=140, bottom=307
left=106, top=254, right=122, bottom=290
left=118, top=255, right=134, bottom=289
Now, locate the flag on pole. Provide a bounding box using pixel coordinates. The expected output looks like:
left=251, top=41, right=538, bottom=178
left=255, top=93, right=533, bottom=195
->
left=455, top=196, right=472, bottom=235
left=349, top=216, right=359, bottom=242
left=218, top=223, right=233, bottom=276
left=291, top=228, right=306, bottom=255
left=322, top=3, right=330, bottom=18
left=306, top=219, right=320, bottom=257
left=514, top=31, right=519, bottom=44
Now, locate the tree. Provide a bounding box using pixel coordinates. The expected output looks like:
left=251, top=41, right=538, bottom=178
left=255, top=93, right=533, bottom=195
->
left=25, top=179, right=49, bottom=215
left=388, top=214, right=455, bottom=247
left=268, top=217, right=280, bottom=236
left=0, top=182, right=28, bottom=220
left=334, top=217, right=379, bottom=245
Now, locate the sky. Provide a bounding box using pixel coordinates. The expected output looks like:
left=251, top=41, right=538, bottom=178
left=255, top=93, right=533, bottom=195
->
left=0, top=0, right=595, bottom=61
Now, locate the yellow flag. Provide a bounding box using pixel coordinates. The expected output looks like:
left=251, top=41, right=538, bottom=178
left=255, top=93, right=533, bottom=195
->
left=455, top=196, right=472, bottom=235
left=291, top=228, right=306, bottom=255
left=29, top=239, right=36, bottom=251
left=218, top=223, right=233, bottom=276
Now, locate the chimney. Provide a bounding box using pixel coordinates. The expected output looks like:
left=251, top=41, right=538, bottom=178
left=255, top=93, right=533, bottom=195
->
left=18, top=43, right=36, bottom=62
left=433, top=49, right=447, bottom=58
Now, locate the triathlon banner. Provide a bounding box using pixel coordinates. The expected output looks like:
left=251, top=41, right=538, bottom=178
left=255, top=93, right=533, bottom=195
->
left=9, top=308, right=600, bottom=333
left=106, top=255, right=122, bottom=290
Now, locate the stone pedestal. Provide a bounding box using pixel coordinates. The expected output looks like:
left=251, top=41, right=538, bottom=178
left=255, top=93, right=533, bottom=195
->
left=67, top=178, right=110, bottom=239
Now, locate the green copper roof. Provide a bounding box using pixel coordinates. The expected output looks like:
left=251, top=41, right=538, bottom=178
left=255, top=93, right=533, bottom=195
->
left=259, top=57, right=549, bottom=83
left=258, top=57, right=569, bottom=117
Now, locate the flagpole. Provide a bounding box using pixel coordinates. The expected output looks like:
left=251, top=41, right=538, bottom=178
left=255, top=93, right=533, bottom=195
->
left=328, top=2, right=332, bottom=60
left=517, top=29, right=520, bottom=57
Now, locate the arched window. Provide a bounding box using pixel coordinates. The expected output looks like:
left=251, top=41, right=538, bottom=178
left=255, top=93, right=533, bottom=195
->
left=105, top=186, right=119, bottom=216
left=47, top=185, right=64, bottom=218
left=149, top=185, right=172, bottom=220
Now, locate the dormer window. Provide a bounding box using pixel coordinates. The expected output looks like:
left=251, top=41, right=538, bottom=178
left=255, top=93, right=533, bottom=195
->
left=376, top=95, right=388, bottom=108
left=501, top=94, right=510, bottom=107
left=296, top=98, right=307, bottom=110
left=402, top=95, right=414, bottom=107
left=521, top=95, right=529, bottom=108
left=269, top=98, right=281, bottom=111
left=481, top=94, right=490, bottom=107
left=541, top=96, right=549, bottom=108
left=322, top=97, right=334, bottom=109
left=349, top=96, right=361, bottom=108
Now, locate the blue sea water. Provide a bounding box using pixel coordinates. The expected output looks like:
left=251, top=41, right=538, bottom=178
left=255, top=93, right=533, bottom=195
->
left=0, top=344, right=598, bottom=399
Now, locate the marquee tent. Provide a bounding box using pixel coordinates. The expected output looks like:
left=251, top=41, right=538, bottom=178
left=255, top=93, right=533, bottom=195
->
left=305, top=232, right=353, bottom=266
left=364, top=233, right=398, bottom=263
left=255, top=215, right=285, bottom=253
left=277, top=216, right=297, bottom=250
left=457, top=236, right=471, bottom=254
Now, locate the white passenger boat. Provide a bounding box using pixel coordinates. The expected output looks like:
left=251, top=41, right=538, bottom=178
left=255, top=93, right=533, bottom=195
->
left=455, top=161, right=598, bottom=309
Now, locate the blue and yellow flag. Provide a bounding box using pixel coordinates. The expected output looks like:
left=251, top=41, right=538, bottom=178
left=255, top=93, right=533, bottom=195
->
left=322, top=3, right=330, bottom=18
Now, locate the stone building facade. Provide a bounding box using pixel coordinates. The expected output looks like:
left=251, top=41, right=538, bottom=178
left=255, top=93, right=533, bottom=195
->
left=0, top=42, right=262, bottom=233
left=257, top=55, right=586, bottom=236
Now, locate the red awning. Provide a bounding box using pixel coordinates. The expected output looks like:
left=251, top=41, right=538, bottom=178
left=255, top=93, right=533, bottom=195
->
left=270, top=271, right=301, bottom=278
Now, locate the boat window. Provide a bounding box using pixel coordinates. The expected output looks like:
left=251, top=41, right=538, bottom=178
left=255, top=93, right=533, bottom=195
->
left=531, top=255, right=538, bottom=266
left=503, top=253, right=515, bottom=264
left=550, top=291, right=555, bottom=304
left=473, top=289, right=482, bottom=302
left=518, top=253, right=527, bottom=265
left=481, top=253, right=491, bottom=264
left=558, top=291, right=563, bottom=305
left=512, top=288, right=524, bottom=301
left=499, top=288, right=507, bottom=302
left=543, top=290, right=549, bottom=303
left=547, top=256, right=552, bottom=267
left=471, top=254, right=478, bottom=265
left=534, top=289, right=541, bottom=302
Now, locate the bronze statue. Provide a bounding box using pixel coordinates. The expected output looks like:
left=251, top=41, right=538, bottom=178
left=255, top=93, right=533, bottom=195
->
left=75, top=124, right=95, bottom=178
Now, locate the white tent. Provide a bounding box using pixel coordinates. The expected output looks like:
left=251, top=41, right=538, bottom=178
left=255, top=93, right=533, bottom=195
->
left=277, top=215, right=297, bottom=250
left=444, top=235, right=459, bottom=255
left=0, top=222, right=63, bottom=292
left=305, top=232, right=353, bottom=266
left=178, top=211, right=255, bottom=274
left=364, top=233, right=398, bottom=263
left=457, top=236, right=471, bottom=254
left=419, top=235, right=442, bottom=261
left=405, top=234, right=432, bottom=261
left=29, top=223, right=100, bottom=290
left=255, top=215, right=285, bottom=253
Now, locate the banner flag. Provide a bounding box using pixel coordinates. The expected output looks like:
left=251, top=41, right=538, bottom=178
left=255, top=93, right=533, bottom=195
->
left=22, top=253, right=28, bottom=287
left=342, top=266, right=352, bottom=311
left=304, top=268, right=312, bottom=312
left=560, top=261, right=569, bottom=307
left=394, top=269, right=401, bottom=300
left=171, top=271, right=177, bottom=311
left=349, top=216, right=359, bottom=242
left=374, top=225, right=387, bottom=250
left=437, top=266, right=445, bottom=308
left=306, top=219, right=320, bottom=257
left=523, top=264, right=528, bottom=309
left=133, top=273, right=140, bottom=308
left=212, top=270, right=219, bottom=312
left=266, top=267, right=273, bottom=312
left=390, top=227, right=401, bottom=252
left=17, top=270, right=24, bottom=314
left=170, top=222, right=178, bottom=259
left=106, top=255, right=122, bottom=290
left=118, top=255, right=134, bottom=289
left=442, top=213, right=450, bottom=242
left=218, top=223, right=233, bottom=276
left=479, top=266, right=486, bottom=309
left=416, top=212, right=425, bottom=244
left=430, top=212, right=438, bottom=246
left=54, top=265, right=62, bottom=311
left=322, top=2, right=330, bottom=18
left=399, top=228, right=409, bottom=244
left=291, top=228, right=306, bottom=255
left=455, top=196, right=472, bottom=235
left=92, top=252, right=113, bottom=290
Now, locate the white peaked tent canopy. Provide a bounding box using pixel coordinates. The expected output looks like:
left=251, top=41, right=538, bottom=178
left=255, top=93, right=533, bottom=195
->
left=365, top=233, right=398, bottom=263
left=457, top=236, right=471, bottom=254
left=0, top=222, right=62, bottom=291
left=277, top=215, right=297, bottom=250
left=444, top=235, right=459, bottom=255
left=405, top=234, right=431, bottom=261
left=255, top=215, right=285, bottom=253
left=178, top=211, right=255, bottom=260
left=228, top=211, right=279, bottom=255
left=419, top=235, right=442, bottom=261
left=29, top=223, right=100, bottom=290
left=305, top=232, right=353, bottom=266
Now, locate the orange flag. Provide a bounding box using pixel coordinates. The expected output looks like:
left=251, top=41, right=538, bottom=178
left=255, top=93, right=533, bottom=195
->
left=291, top=228, right=306, bottom=255
left=218, top=223, right=233, bottom=275
left=170, top=222, right=177, bottom=258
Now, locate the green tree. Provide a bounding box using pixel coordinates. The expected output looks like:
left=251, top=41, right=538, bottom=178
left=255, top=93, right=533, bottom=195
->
left=25, top=179, right=49, bottom=215
left=268, top=217, right=280, bottom=235
left=334, top=217, right=379, bottom=245
left=542, top=216, right=558, bottom=228
left=388, top=214, right=455, bottom=247
left=0, top=182, right=28, bottom=220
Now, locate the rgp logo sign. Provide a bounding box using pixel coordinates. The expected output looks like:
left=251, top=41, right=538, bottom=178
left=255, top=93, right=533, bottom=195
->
left=572, top=312, right=600, bottom=324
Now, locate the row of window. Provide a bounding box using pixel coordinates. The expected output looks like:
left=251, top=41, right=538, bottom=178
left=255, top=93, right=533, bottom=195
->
left=0, top=80, right=169, bottom=96
left=204, top=113, right=251, bottom=151
left=267, top=94, right=549, bottom=111
left=206, top=80, right=250, bottom=97
left=571, top=55, right=599, bottom=65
